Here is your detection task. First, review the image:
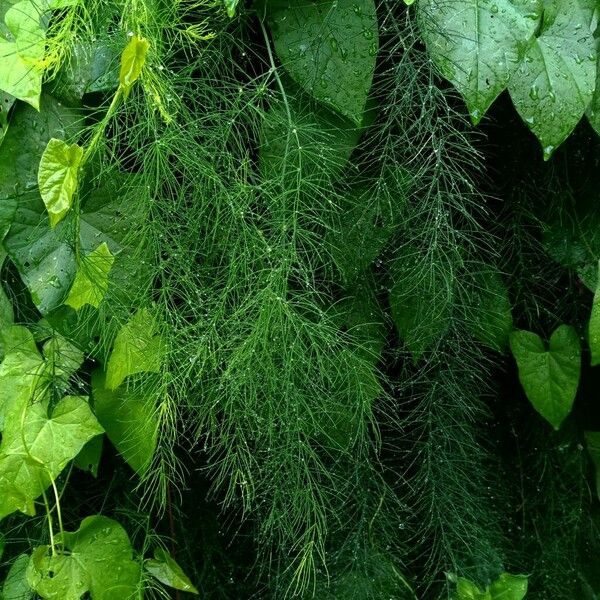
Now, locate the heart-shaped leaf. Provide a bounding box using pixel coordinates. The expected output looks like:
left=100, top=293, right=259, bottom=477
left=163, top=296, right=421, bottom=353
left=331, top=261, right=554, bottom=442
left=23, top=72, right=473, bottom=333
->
left=266, top=0, right=378, bottom=124
left=509, top=324, right=581, bottom=430
left=418, top=0, right=542, bottom=124
left=507, top=0, right=597, bottom=159
left=38, top=138, right=83, bottom=228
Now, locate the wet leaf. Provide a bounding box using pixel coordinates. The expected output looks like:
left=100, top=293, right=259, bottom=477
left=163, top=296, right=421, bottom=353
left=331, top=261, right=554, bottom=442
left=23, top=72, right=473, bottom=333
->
left=91, top=370, right=158, bottom=475
left=27, top=516, right=141, bottom=600
left=119, top=35, right=149, bottom=98
left=145, top=548, right=199, bottom=594
left=418, top=0, right=542, bottom=124
left=65, top=242, right=114, bottom=310
left=266, top=0, right=378, bottom=124
left=3, top=554, right=33, bottom=600
left=38, top=138, right=83, bottom=228
left=105, top=308, right=164, bottom=390
left=509, top=324, right=580, bottom=430
left=507, top=0, right=597, bottom=159
left=0, top=0, right=46, bottom=108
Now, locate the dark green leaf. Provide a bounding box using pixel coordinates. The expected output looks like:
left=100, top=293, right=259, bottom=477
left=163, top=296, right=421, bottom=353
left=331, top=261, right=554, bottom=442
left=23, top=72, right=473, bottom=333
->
left=509, top=325, right=581, bottom=430
left=418, top=0, right=542, bottom=124
left=3, top=554, right=33, bottom=600
left=507, top=0, right=597, bottom=159
left=266, top=0, right=378, bottom=124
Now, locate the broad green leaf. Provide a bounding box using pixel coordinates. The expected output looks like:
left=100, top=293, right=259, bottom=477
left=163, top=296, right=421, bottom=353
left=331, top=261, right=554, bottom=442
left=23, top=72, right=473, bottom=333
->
left=0, top=325, right=45, bottom=431
left=73, top=434, right=103, bottom=477
left=0, top=90, right=15, bottom=146
left=588, top=40, right=600, bottom=135
left=462, top=265, right=513, bottom=352
left=585, top=431, right=600, bottom=500
left=27, top=546, right=89, bottom=600
left=3, top=554, right=33, bottom=600
left=42, top=333, right=84, bottom=389
left=508, top=0, right=597, bottom=159
left=50, top=39, right=120, bottom=106
left=3, top=98, right=148, bottom=314
left=509, top=325, right=581, bottom=430
left=0, top=395, right=103, bottom=520
left=105, top=308, right=164, bottom=390
left=489, top=573, right=528, bottom=599
left=145, top=548, right=199, bottom=594
left=457, top=579, right=489, bottom=599
left=65, top=242, right=114, bottom=310
left=0, top=252, right=14, bottom=333
left=418, top=0, right=542, bottom=124
left=28, top=516, right=141, bottom=600
left=266, top=0, right=378, bottom=124
left=91, top=370, right=158, bottom=475
left=38, top=138, right=83, bottom=228
left=0, top=0, right=46, bottom=108
left=223, top=0, right=240, bottom=18
left=589, top=259, right=600, bottom=365
left=119, top=35, right=149, bottom=98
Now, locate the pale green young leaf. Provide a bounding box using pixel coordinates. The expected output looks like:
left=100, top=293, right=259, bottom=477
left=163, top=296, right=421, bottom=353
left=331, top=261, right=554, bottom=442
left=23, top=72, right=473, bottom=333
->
left=38, top=138, right=83, bottom=228
left=91, top=370, right=158, bottom=475
left=119, top=35, right=149, bottom=98
left=266, top=0, right=378, bottom=124
left=65, top=242, right=114, bottom=310
left=223, top=0, right=240, bottom=18
left=509, top=325, right=581, bottom=430
left=2, top=554, right=33, bottom=600
left=105, top=308, right=164, bottom=390
left=418, top=0, right=542, bottom=124
left=507, top=0, right=597, bottom=159
left=489, top=572, right=528, bottom=599
left=588, top=259, right=600, bottom=365
left=145, top=548, right=199, bottom=594
left=0, top=91, right=15, bottom=146
left=0, top=0, right=45, bottom=108
left=584, top=430, right=600, bottom=500
left=454, top=576, right=489, bottom=599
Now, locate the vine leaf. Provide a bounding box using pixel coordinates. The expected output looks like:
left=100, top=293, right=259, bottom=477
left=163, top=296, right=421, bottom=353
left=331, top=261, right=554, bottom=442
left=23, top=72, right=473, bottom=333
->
left=509, top=325, right=581, bottom=430
left=266, top=0, right=378, bottom=124
left=2, top=554, right=32, bottom=600
left=38, top=138, right=83, bottom=228
left=27, top=516, right=141, bottom=600
left=65, top=242, right=114, bottom=310
left=0, top=394, right=103, bottom=520
left=418, top=0, right=542, bottom=124
left=145, top=548, right=199, bottom=594
left=584, top=431, right=600, bottom=500
left=105, top=308, right=164, bottom=390
left=119, top=35, right=149, bottom=99
left=507, top=0, right=597, bottom=159
left=588, top=259, right=600, bottom=365
left=91, top=370, right=158, bottom=475
left=0, top=1, right=45, bottom=108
